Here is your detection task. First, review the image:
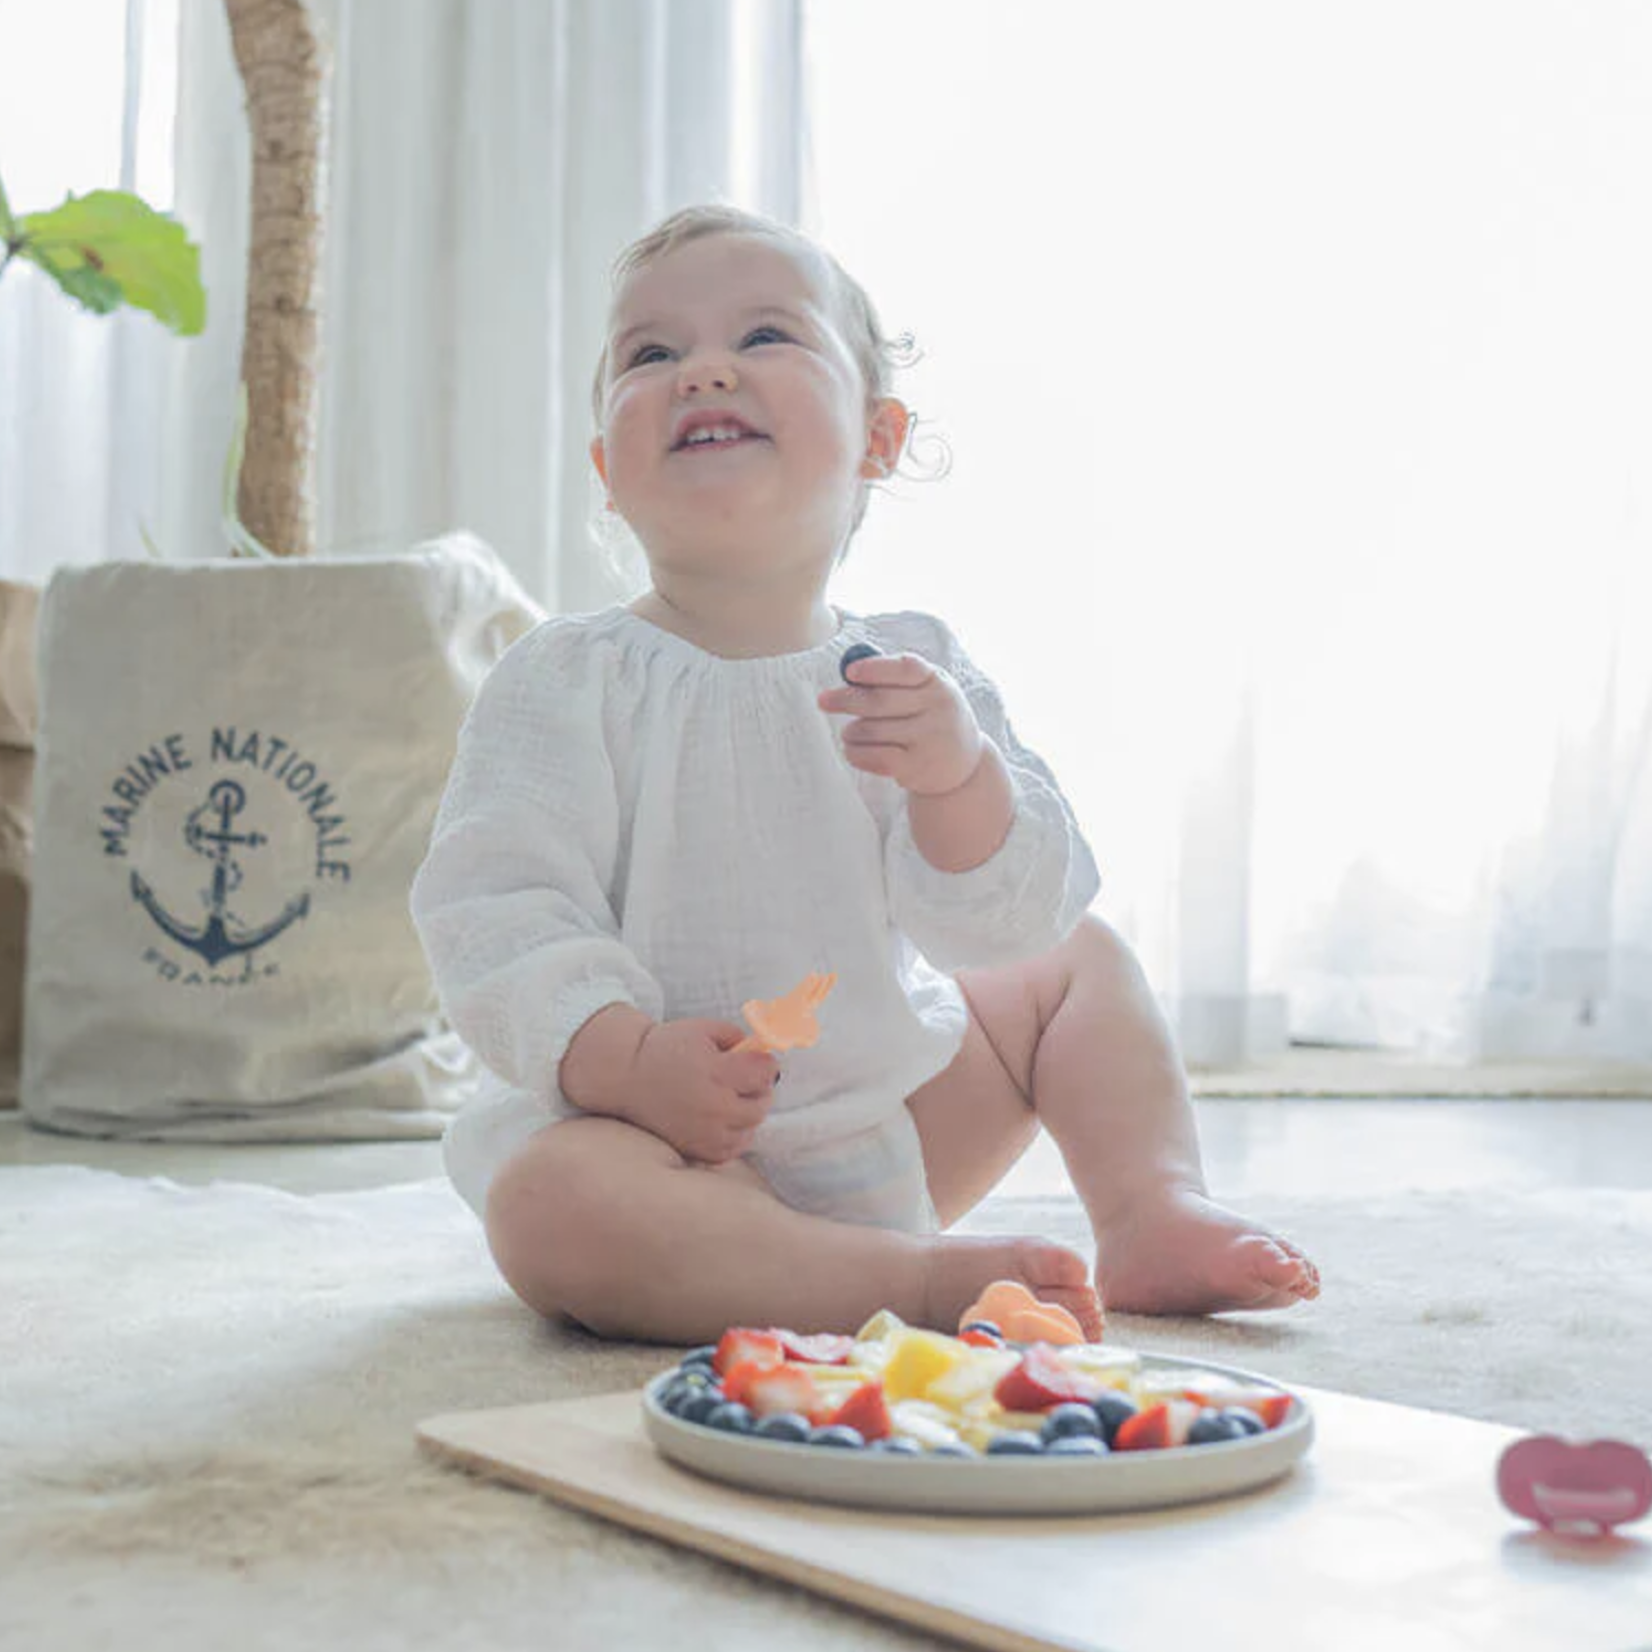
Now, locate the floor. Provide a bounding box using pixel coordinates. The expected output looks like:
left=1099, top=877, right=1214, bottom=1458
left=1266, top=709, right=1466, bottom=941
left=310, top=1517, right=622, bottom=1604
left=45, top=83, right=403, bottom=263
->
left=4, top=1096, right=1649, bottom=1197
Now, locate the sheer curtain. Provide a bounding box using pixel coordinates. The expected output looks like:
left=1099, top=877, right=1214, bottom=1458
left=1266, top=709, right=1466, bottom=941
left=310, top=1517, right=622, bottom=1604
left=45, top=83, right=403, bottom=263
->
left=0, top=0, right=179, bottom=584
left=3, top=0, right=802, bottom=610
left=805, top=0, right=1652, bottom=1067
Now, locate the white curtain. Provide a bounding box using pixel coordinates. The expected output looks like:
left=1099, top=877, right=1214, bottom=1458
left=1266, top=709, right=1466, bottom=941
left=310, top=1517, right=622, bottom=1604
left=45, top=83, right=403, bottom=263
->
left=2, top=0, right=801, bottom=610
left=0, top=0, right=180, bottom=584
left=10, top=0, right=1648, bottom=1074
left=805, top=0, right=1652, bottom=1067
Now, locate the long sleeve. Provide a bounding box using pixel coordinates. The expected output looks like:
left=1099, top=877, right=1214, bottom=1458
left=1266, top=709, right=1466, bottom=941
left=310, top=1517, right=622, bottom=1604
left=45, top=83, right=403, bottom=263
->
left=409, top=624, right=663, bottom=1108
left=877, top=612, right=1100, bottom=973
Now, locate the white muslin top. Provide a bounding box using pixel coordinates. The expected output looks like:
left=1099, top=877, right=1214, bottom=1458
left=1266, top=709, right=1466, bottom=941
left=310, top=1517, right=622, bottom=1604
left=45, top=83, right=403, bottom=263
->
left=411, top=605, right=1100, bottom=1234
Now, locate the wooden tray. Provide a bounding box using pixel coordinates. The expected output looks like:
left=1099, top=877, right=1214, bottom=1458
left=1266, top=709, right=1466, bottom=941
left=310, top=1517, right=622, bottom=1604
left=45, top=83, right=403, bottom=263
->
left=418, top=1383, right=1652, bottom=1652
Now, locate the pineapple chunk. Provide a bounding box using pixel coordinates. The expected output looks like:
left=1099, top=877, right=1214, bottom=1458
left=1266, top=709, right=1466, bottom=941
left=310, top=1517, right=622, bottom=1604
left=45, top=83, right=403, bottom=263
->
left=881, top=1328, right=967, bottom=1402
left=1062, top=1344, right=1142, bottom=1387
left=888, top=1399, right=963, bottom=1451
left=854, top=1308, right=906, bottom=1343
left=956, top=1408, right=1049, bottom=1451
left=804, top=1363, right=870, bottom=1392
left=1133, top=1366, right=1235, bottom=1403
left=924, top=1347, right=1019, bottom=1414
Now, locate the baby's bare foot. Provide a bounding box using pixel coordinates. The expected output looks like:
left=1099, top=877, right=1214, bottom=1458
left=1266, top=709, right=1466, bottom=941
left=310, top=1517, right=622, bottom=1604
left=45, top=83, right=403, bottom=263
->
left=1096, top=1186, right=1320, bottom=1316
left=918, top=1234, right=1103, bottom=1340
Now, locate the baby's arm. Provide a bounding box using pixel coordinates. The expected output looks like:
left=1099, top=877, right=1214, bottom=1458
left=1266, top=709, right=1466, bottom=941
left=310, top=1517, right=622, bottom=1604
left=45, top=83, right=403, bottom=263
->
left=560, top=1006, right=778, bottom=1164
left=825, top=615, right=1100, bottom=972
left=412, top=627, right=777, bottom=1160
left=411, top=630, right=661, bottom=1110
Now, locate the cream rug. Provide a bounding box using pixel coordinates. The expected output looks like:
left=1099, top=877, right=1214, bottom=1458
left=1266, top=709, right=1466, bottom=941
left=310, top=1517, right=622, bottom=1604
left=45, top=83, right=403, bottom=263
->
left=3, top=1166, right=1648, bottom=1651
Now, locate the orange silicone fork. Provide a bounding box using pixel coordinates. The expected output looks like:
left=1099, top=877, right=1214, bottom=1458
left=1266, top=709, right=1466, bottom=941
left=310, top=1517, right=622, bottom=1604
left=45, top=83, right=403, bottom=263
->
left=734, top=971, right=837, bottom=1054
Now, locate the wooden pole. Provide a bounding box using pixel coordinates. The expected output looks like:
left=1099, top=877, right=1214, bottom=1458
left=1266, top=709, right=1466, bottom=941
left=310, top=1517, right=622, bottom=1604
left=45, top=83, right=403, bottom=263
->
left=224, top=0, right=328, bottom=558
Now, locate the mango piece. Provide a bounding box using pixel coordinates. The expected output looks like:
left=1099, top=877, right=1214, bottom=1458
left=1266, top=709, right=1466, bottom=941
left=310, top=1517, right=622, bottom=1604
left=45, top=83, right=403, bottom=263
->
left=881, top=1328, right=967, bottom=1402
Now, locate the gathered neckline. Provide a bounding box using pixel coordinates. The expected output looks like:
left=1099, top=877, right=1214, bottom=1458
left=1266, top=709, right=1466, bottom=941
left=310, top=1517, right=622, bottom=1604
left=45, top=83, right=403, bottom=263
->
left=610, top=604, right=863, bottom=672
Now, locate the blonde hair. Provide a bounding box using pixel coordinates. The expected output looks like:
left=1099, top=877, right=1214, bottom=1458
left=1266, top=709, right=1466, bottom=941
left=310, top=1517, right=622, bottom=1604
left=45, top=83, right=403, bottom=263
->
left=589, top=204, right=908, bottom=427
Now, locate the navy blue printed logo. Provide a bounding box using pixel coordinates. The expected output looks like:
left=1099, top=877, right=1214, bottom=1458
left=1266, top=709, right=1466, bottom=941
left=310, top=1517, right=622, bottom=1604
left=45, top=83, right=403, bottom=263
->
left=99, top=728, right=352, bottom=988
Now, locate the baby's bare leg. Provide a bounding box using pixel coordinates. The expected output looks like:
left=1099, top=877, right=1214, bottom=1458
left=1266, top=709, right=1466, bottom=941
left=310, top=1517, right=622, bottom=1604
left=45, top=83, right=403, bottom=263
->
left=483, top=1113, right=1095, bottom=1343
left=911, top=913, right=1320, bottom=1316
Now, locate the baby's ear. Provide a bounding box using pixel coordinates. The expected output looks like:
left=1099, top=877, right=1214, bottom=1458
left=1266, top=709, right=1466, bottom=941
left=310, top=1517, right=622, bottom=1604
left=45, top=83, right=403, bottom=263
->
left=860, top=398, right=911, bottom=480
left=589, top=435, right=610, bottom=490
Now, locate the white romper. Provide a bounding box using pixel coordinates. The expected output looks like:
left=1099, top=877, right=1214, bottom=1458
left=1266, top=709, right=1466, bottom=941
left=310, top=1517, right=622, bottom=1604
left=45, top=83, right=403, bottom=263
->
left=411, top=606, right=1099, bottom=1234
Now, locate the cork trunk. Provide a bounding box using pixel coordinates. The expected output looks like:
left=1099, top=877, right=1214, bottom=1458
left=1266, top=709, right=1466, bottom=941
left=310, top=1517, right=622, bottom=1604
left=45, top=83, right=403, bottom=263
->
left=224, top=0, right=329, bottom=558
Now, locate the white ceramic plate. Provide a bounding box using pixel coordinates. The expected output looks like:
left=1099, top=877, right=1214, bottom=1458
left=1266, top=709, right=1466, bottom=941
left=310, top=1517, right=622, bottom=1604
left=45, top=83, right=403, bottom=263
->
left=642, top=1352, right=1314, bottom=1516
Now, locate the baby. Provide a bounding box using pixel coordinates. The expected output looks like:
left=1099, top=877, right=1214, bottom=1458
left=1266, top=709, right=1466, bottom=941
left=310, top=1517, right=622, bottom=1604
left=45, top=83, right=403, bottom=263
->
left=411, top=204, right=1319, bottom=1344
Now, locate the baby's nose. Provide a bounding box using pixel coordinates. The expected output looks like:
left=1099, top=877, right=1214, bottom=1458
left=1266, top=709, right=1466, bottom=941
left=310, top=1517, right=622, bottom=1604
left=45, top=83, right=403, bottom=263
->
left=679, top=356, right=739, bottom=395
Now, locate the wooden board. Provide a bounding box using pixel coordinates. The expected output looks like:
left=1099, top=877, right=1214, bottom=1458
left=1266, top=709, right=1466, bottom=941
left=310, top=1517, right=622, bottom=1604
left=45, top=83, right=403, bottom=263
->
left=418, top=1385, right=1652, bottom=1652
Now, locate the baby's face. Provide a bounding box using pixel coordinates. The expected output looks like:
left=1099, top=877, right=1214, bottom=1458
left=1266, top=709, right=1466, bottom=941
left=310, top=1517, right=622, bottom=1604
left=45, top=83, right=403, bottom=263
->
left=592, top=234, right=883, bottom=576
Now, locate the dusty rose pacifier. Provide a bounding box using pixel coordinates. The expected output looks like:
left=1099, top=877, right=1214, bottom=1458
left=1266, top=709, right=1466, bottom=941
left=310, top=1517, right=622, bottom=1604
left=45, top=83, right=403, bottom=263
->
left=1496, top=1434, right=1652, bottom=1537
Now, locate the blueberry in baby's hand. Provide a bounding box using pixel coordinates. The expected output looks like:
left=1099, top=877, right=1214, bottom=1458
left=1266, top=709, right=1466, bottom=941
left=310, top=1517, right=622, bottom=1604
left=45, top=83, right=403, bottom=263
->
left=839, top=642, right=882, bottom=683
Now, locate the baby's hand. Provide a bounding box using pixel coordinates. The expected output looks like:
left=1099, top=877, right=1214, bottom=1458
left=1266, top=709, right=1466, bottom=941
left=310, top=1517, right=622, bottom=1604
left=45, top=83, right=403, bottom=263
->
left=817, top=652, right=985, bottom=796
left=621, top=1018, right=779, bottom=1165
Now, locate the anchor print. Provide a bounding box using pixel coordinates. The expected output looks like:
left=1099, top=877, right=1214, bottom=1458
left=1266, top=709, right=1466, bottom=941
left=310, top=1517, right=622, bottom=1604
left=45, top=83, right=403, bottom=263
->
left=131, top=778, right=310, bottom=966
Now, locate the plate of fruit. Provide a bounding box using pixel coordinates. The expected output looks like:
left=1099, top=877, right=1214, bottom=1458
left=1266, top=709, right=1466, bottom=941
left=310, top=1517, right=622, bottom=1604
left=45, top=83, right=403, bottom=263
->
left=642, top=1282, right=1314, bottom=1515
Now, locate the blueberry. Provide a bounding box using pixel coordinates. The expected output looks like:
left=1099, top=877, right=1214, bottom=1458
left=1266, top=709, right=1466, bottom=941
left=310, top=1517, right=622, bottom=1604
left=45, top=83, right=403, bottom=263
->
left=985, top=1431, right=1044, bottom=1456
left=1187, top=1410, right=1253, bottom=1446
left=1045, top=1435, right=1108, bottom=1457
left=677, top=1389, right=726, bottom=1426
left=839, top=642, right=883, bottom=682
left=930, top=1442, right=979, bottom=1458
left=678, top=1345, right=719, bottom=1372
left=959, top=1320, right=1004, bottom=1341
left=809, top=1425, right=867, bottom=1449
left=752, top=1412, right=812, bottom=1443
left=704, top=1402, right=756, bottom=1434
left=1221, top=1406, right=1267, bottom=1436
left=870, top=1437, right=924, bottom=1455
left=1089, top=1390, right=1140, bottom=1444
left=1040, top=1403, right=1104, bottom=1445
left=661, top=1367, right=715, bottom=1400
left=657, top=1373, right=715, bottom=1414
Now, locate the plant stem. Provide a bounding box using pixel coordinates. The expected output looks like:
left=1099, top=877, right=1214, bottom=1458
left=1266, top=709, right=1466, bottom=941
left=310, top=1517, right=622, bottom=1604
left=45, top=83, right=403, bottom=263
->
left=0, top=169, right=12, bottom=236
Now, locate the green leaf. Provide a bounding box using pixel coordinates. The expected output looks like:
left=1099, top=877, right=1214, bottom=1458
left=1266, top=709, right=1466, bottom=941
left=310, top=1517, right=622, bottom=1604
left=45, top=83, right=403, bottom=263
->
left=0, top=171, right=14, bottom=238
left=27, top=250, right=125, bottom=313
left=17, top=189, right=205, bottom=335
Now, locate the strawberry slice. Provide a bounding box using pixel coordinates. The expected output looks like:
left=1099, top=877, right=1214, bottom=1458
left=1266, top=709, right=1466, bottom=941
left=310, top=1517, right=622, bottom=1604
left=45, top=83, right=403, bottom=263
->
left=713, top=1328, right=786, bottom=1377
left=1182, top=1385, right=1294, bottom=1430
left=735, top=1361, right=831, bottom=1423
left=1115, top=1399, right=1202, bottom=1451
left=826, top=1380, right=892, bottom=1442
left=774, top=1330, right=855, bottom=1366
left=993, top=1345, right=1105, bottom=1413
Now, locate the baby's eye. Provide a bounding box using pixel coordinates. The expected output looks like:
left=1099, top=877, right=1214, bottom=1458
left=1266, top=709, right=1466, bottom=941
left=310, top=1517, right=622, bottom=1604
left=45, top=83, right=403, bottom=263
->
left=625, top=343, right=673, bottom=368
left=740, top=325, right=792, bottom=348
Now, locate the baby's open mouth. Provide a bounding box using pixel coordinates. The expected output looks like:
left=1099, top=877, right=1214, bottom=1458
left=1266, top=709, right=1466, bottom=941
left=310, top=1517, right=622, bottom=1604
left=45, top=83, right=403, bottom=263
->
left=672, top=423, right=769, bottom=452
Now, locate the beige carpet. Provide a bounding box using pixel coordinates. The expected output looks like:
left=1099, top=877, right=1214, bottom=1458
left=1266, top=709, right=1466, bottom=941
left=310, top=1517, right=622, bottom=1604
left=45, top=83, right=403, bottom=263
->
left=1188, top=1049, right=1652, bottom=1098
left=3, top=1166, right=1649, bottom=1651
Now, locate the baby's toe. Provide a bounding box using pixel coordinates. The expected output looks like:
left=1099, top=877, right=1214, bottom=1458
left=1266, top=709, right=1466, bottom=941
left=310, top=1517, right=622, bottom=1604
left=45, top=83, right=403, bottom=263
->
left=1246, top=1236, right=1319, bottom=1303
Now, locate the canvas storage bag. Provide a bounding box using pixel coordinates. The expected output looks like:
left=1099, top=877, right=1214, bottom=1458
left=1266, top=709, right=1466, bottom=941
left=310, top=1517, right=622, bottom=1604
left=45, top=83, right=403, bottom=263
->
left=0, top=579, right=40, bottom=1107
left=23, top=537, right=542, bottom=1139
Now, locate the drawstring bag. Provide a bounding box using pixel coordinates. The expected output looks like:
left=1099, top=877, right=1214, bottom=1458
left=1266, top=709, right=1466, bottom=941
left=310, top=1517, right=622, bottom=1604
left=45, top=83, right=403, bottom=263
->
left=23, top=534, right=541, bottom=1139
